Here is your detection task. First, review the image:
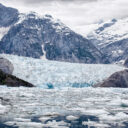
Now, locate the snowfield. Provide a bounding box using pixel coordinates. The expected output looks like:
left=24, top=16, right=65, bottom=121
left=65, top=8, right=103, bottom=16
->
left=0, top=87, right=128, bottom=128
left=88, top=17, right=128, bottom=48
left=0, top=54, right=125, bottom=89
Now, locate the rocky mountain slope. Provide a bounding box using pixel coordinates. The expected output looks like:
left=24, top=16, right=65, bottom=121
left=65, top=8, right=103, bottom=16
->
left=0, top=3, right=107, bottom=64
left=124, top=58, right=128, bottom=68
left=88, top=18, right=128, bottom=63
left=0, top=3, right=19, bottom=27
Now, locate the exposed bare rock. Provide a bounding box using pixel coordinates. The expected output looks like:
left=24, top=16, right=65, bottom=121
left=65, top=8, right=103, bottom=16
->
left=0, top=57, right=14, bottom=74
left=124, top=58, right=128, bottom=68
left=95, top=69, right=128, bottom=88
left=0, top=69, right=34, bottom=87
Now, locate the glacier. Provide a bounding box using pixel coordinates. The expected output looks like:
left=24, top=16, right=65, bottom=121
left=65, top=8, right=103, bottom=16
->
left=0, top=54, right=125, bottom=89
left=0, top=54, right=127, bottom=128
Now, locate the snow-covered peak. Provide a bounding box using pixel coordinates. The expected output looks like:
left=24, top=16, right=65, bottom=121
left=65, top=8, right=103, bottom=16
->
left=88, top=17, right=128, bottom=48
left=16, top=12, right=71, bottom=34
left=16, top=12, right=41, bottom=24
left=43, top=14, right=71, bottom=33
left=95, top=18, right=117, bottom=34
left=87, top=17, right=128, bottom=64
left=43, top=14, right=53, bottom=19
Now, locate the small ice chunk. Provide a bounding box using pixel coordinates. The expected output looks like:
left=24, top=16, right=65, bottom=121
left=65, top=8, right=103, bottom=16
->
left=66, top=115, right=78, bottom=121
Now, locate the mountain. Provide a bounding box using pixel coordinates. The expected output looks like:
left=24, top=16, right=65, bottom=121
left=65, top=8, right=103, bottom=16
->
left=0, top=3, right=19, bottom=27
left=0, top=3, right=107, bottom=64
left=124, top=58, right=128, bottom=68
left=0, top=3, right=19, bottom=40
left=87, top=18, right=128, bottom=63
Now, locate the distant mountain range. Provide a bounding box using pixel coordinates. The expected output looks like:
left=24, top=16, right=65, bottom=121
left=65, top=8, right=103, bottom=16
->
left=87, top=18, right=128, bottom=63
left=0, top=3, right=127, bottom=64
left=0, top=3, right=108, bottom=64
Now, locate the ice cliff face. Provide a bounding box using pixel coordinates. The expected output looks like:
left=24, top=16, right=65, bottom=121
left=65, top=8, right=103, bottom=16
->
left=0, top=54, right=125, bottom=89
left=0, top=3, right=107, bottom=64
left=88, top=18, right=128, bottom=63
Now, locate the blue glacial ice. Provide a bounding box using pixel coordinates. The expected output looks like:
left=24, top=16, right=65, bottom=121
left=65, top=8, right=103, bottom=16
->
left=0, top=54, right=125, bottom=89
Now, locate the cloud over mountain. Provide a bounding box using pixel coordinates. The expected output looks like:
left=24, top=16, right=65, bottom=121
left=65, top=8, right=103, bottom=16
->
left=1, top=0, right=128, bottom=35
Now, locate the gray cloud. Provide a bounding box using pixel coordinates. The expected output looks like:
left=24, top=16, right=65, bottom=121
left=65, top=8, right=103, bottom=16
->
left=21, top=0, right=97, bottom=4
left=1, top=0, right=128, bottom=36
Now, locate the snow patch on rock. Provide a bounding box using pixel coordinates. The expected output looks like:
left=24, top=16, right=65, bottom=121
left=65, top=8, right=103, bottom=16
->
left=0, top=27, right=10, bottom=40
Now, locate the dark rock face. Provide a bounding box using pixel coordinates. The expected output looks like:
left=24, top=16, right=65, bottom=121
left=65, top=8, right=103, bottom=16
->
left=124, top=58, right=128, bottom=68
left=0, top=57, right=14, bottom=74
left=101, top=39, right=128, bottom=63
left=0, top=4, right=108, bottom=64
left=0, top=69, right=34, bottom=87
left=96, top=19, right=117, bottom=34
left=95, top=70, right=128, bottom=88
left=0, top=3, right=19, bottom=27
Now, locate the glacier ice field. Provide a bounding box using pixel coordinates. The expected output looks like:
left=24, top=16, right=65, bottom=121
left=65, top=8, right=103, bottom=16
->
left=0, top=54, right=125, bottom=89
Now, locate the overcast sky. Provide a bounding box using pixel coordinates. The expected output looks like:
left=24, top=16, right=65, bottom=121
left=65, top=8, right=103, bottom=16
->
left=1, top=0, right=128, bottom=35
